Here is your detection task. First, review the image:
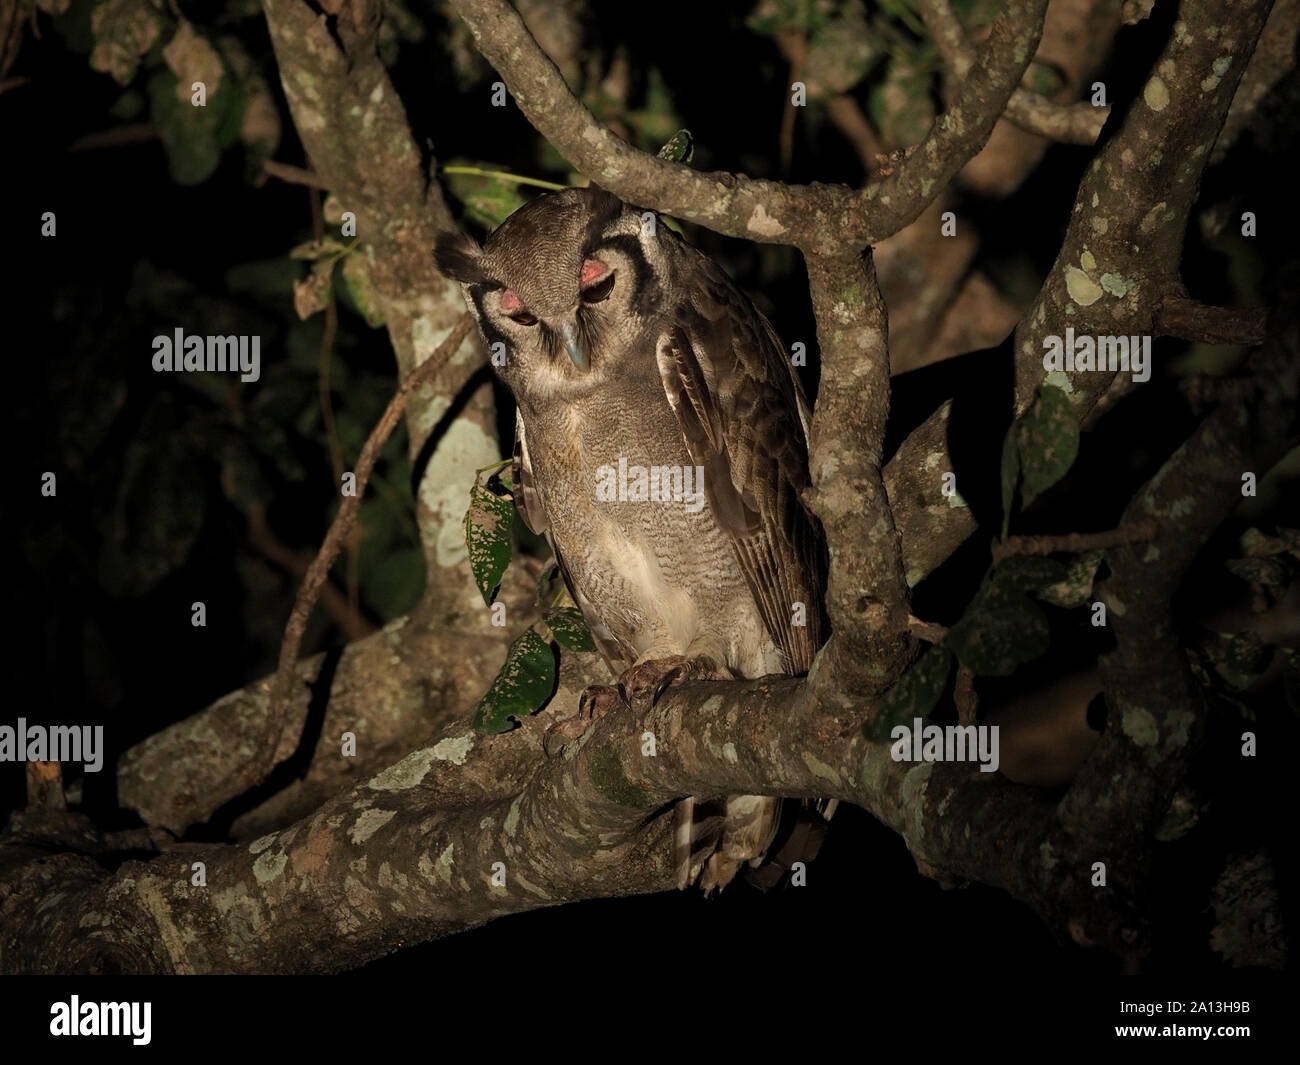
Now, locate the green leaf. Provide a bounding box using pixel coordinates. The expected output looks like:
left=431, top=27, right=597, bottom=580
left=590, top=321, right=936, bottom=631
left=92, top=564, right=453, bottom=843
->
left=1017, top=384, right=1079, bottom=508
left=362, top=547, right=427, bottom=621
left=292, top=258, right=335, bottom=320
left=1199, top=630, right=1270, bottom=690
left=340, top=254, right=386, bottom=328
left=1039, top=550, right=1104, bottom=609
left=870, top=50, right=934, bottom=149
left=443, top=159, right=531, bottom=230
left=945, top=580, right=1050, bottom=677
left=472, top=629, right=557, bottom=734
left=465, top=478, right=514, bottom=605
left=146, top=69, right=241, bottom=186
left=1022, top=59, right=1067, bottom=97
left=543, top=606, right=596, bottom=652
left=862, top=644, right=954, bottom=742
left=999, top=423, right=1019, bottom=539
left=993, top=555, right=1067, bottom=594
left=656, top=129, right=694, bottom=164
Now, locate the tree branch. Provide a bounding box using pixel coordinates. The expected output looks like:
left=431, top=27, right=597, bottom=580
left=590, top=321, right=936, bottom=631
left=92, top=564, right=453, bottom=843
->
left=917, top=0, right=1108, bottom=144
left=259, top=315, right=473, bottom=778
left=1013, top=0, right=1277, bottom=412
left=4, top=665, right=1116, bottom=972
left=445, top=0, right=1048, bottom=251
left=260, top=0, right=499, bottom=616
left=992, top=519, right=1159, bottom=563
left=1154, top=295, right=1269, bottom=345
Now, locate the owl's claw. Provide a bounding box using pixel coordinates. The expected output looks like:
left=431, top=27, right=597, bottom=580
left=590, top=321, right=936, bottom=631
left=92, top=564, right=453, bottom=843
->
left=617, top=655, right=729, bottom=712
left=543, top=684, right=620, bottom=756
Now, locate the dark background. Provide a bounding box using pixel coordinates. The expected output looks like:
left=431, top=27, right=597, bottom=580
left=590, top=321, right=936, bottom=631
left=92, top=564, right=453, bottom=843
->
left=5, top=0, right=1296, bottom=976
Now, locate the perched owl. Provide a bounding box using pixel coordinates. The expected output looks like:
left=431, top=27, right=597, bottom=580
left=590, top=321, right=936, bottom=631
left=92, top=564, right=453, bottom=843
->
left=435, top=187, right=830, bottom=893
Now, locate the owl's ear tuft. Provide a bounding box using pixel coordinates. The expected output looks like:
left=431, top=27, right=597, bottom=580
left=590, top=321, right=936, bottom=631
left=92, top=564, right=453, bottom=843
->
left=434, top=231, right=489, bottom=284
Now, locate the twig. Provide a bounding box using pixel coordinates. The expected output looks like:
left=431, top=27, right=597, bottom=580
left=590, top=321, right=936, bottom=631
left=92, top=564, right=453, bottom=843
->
left=992, top=520, right=1159, bottom=563
left=264, top=159, right=332, bottom=189
left=916, top=0, right=1106, bottom=145
left=258, top=314, right=475, bottom=777
left=1154, top=296, right=1269, bottom=345
left=67, top=123, right=157, bottom=152
left=776, top=29, right=807, bottom=177
left=440, top=165, right=568, bottom=191
left=25, top=762, right=66, bottom=812
left=907, top=615, right=949, bottom=644
left=243, top=502, right=375, bottom=641
left=954, top=665, right=978, bottom=726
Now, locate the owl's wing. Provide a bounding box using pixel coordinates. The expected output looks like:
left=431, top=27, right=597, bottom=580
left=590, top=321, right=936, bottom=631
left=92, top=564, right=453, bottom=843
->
left=655, top=251, right=827, bottom=674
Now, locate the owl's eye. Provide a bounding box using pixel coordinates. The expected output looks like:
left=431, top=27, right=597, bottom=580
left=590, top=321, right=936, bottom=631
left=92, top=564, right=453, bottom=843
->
left=509, top=311, right=539, bottom=326
left=581, top=273, right=615, bottom=304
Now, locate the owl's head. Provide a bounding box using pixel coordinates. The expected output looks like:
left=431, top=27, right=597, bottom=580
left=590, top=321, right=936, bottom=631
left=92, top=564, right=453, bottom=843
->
left=434, top=187, right=666, bottom=401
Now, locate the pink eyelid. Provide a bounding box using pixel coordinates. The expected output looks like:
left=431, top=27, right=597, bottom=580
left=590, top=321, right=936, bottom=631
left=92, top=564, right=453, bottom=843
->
left=580, top=258, right=609, bottom=286
left=501, top=290, right=524, bottom=313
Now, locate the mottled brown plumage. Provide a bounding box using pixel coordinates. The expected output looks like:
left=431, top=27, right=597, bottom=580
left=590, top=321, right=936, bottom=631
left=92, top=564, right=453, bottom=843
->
left=436, top=187, right=828, bottom=892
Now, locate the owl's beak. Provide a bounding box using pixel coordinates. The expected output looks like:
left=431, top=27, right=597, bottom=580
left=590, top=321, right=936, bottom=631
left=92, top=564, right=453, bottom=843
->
left=558, top=320, right=588, bottom=371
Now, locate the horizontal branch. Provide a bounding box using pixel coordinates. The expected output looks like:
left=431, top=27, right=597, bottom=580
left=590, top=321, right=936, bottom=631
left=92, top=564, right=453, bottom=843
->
left=992, top=519, right=1159, bottom=563
left=263, top=159, right=330, bottom=189
left=446, top=0, right=1048, bottom=251
left=6, top=662, right=1134, bottom=971
left=1154, top=295, right=1269, bottom=345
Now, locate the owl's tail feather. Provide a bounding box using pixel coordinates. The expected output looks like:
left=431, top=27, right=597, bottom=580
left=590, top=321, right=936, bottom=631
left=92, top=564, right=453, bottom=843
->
left=674, top=795, right=782, bottom=895
left=741, top=799, right=835, bottom=891
left=673, top=796, right=726, bottom=890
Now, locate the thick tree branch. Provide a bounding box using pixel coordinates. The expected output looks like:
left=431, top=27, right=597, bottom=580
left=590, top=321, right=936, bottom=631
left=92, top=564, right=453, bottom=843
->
left=803, top=251, right=912, bottom=704
left=260, top=0, right=499, bottom=616
left=6, top=666, right=1118, bottom=972
left=445, top=0, right=1048, bottom=251
left=1013, top=0, right=1276, bottom=412
left=890, top=0, right=1278, bottom=589
left=1063, top=286, right=1299, bottom=858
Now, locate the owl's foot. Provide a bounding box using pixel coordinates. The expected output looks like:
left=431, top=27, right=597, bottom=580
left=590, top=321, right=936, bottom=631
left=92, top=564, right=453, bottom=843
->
left=543, top=684, right=620, bottom=756
left=617, top=655, right=732, bottom=712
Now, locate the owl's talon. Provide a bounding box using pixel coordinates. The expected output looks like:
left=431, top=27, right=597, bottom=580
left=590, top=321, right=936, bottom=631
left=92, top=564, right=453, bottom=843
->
left=618, top=655, right=728, bottom=712
left=652, top=665, right=687, bottom=707
left=544, top=684, right=619, bottom=756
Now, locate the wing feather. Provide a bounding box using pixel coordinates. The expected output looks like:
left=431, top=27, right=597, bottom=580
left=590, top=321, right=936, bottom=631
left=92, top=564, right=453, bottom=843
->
left=656, top=250, right=827, bottom=674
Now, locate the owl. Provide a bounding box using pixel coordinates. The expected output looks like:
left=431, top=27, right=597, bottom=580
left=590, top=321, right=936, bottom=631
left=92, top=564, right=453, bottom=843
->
left=435, top=186, right=830, bottom=893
